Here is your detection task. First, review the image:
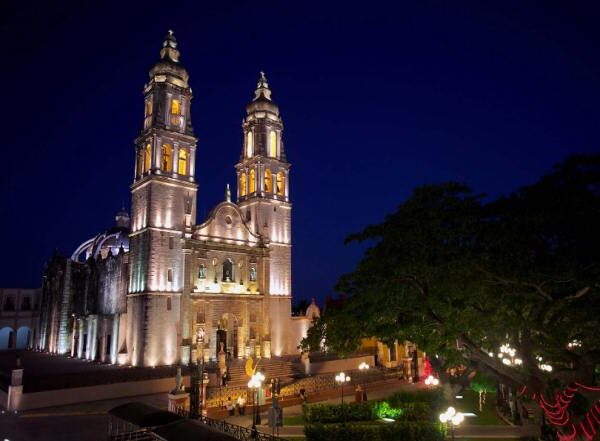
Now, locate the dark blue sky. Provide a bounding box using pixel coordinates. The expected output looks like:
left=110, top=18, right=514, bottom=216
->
left=1, top=1, right=599, bottom=305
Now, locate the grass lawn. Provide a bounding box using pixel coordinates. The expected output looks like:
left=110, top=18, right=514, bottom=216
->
left=460, top=390, right=505, bottom=425
left=283, top=415, right=305, bottom=425
left=455, top=439, right=520, bottom=441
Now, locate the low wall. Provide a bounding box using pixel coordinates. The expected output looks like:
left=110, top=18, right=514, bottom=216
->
left=3, top=375, right=190, bottom=411
left=309, top=354, right=375, bottom=375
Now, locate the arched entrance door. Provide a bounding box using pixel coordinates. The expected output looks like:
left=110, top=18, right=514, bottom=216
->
left=218, top=313, right=239, bottom=359
left=16, top=326, right=31, bottom=349
left=0, top=327, right=14, bottom=350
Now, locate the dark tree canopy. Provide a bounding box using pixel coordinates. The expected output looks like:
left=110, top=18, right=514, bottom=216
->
left=307, top=154, right=600, bottom=389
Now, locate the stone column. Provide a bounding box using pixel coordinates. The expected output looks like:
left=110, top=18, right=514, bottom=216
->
left=180, top=249, right=192, bottom=365
left=57, top=260, right=72, bottom=354
left=111, top=314, right=120, bottom=364
left=77, top=318, right=84, bottom=358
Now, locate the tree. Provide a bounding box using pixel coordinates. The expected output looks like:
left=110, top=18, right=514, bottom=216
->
left=307, top=155, right=600, bottom=392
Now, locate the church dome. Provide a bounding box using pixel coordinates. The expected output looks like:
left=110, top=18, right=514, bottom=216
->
left=71, top=209, right=130, bottom=262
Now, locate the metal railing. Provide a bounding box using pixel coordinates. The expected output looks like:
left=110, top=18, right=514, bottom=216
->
left=200, top=416, right=285, bottom=441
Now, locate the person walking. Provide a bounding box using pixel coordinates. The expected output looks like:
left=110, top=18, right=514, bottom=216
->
left=226, top=397, right=235, bottom=416
left=237, top=395, right=246, bottom=416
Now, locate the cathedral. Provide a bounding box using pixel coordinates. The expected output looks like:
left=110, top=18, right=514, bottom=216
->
left=37, top=31, right=312, bottom=367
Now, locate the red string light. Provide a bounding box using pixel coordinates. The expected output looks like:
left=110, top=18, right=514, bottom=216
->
left=531, top=382, right=600, bottom=441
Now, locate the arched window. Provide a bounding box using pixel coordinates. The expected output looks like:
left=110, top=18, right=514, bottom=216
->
left=239, top=173, right=247, bottom=197
left=222, top=258, right=234, bottom=282
left=249, top=169, right=256, bottom=193
left=137, top=149, right=144, bottom=177
left=171, top=99, right=181, bottom=115
left=264, top=169, right=273, bottom=192
left=276, top=171, right=285, bottom=196
left=198, top=264, right=206, bottom=279
left=269, top=131, right=277, bottom=158
left=144, top=143, right=152, bottom=173
left=178, top=149, right=188, bottom=175
left=246, top=131, right=253, bottom=158
left=162, top=144, right=173, bottom=172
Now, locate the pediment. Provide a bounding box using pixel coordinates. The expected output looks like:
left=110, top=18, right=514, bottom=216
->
left=193, top=202, right=260, bottom=245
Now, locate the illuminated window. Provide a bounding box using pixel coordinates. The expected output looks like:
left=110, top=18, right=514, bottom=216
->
left=145, top=100, right=152, bottom=116
left=246, top=131, right=253, bottom=158
left=249, top=169, right=256, bottom=193
left=178, top=149, right=188, bottom=175
left=264, top=169, right=272, bottom=192
left=144, top=143, right=151, bottom=173
left=162, top=144, right=173, bottom=172
left=239, top=173, right=247, bottom=197
left=276, top=171, right=285, bottom=196
left=269, top=131, right=277, bottom=158
left=137, top=149, right=144, bottom=177
left=171, top=99, right=181, bottom=115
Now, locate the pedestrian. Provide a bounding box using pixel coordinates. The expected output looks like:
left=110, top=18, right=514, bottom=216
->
left=226, top=396, right=234, bottom=416
left=299, top=388, right=307, bottom=404
left=222, top=369, right=227, bottom=387
left=237, top=395, right=246, bottom=416
left=275, top=377, right=281, bottom=395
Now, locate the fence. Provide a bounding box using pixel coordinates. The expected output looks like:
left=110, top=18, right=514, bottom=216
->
left=201, top=416, right=285, bottom=441
left=203, top=366, right=396, bottom=408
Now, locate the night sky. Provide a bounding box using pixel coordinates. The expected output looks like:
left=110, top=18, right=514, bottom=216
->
left=1, top=1, right=599, bottom=305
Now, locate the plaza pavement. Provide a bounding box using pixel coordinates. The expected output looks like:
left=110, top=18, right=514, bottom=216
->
left=0, top=376, right=539, bottom=440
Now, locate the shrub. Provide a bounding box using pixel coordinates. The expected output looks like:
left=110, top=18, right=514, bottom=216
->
left=304, top=421, right=444, bottom=441
left=303, top=401, right=375, bottom=423
left=303, top=399, right=432, bottom=423
left=387, top=388, right=444, bottom=410
left=373, top=401, right=403, bottom=419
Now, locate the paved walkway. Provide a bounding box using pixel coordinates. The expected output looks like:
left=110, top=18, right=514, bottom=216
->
left=223, top=381, right=540, bottom=439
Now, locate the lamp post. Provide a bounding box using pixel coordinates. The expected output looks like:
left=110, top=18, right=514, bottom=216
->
left=439, top=407, right=464, bottom=441
left=424, top=375, right=440, bottom=387
left=335, top=372, right=351, bottom=424
left=248, top=371, right=265, bottom=437
left=197, top=328, right=206, bottom=418
left=358, top=362, right=369, bottom=400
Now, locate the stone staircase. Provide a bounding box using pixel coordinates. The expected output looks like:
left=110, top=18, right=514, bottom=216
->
left=224, top=357, right=299, bottom=387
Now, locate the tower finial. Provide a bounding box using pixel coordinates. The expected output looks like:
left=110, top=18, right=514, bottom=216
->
left=253, top=71, right=272, bottom=101
left=160, top=30, right=180, bottom=62
left=225, top=183, right=231, bottom=202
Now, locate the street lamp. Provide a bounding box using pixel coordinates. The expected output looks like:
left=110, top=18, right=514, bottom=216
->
left=248, top=371, right=265, bottom=437
left=358, top=362, right=369, bottom=401
left=439, top=407, right=464, bottom=441
left=335, top=372, right=351, bottom=424
left=424, top=375, right=440, bottom=386
left=197, top=327, right=206, bottom=418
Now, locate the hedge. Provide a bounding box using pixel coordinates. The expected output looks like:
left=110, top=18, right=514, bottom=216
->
left=303, top=401, right=432, bottom=423
left=304, top=421, right=444, bottom=441
left=387, top=389, right=444, bottom=410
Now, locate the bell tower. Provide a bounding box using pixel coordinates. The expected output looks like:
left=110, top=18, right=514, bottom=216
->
left=236, top=73, right=292, bottom=356
left=128, top=31, right=197, bottom=366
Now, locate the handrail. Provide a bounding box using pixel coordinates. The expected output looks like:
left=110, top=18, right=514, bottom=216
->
left=200, top=415, right=285, bottom=441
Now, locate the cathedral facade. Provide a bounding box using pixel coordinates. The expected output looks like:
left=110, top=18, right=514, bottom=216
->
left=37, top=32, right=307, bottom=367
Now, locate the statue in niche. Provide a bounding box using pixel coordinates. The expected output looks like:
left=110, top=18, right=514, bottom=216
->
left=222, top=258, right=233, bottom=282
left=249, top=266, right=257, bottom=282
left=198, top=264, right=206, bottom=279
